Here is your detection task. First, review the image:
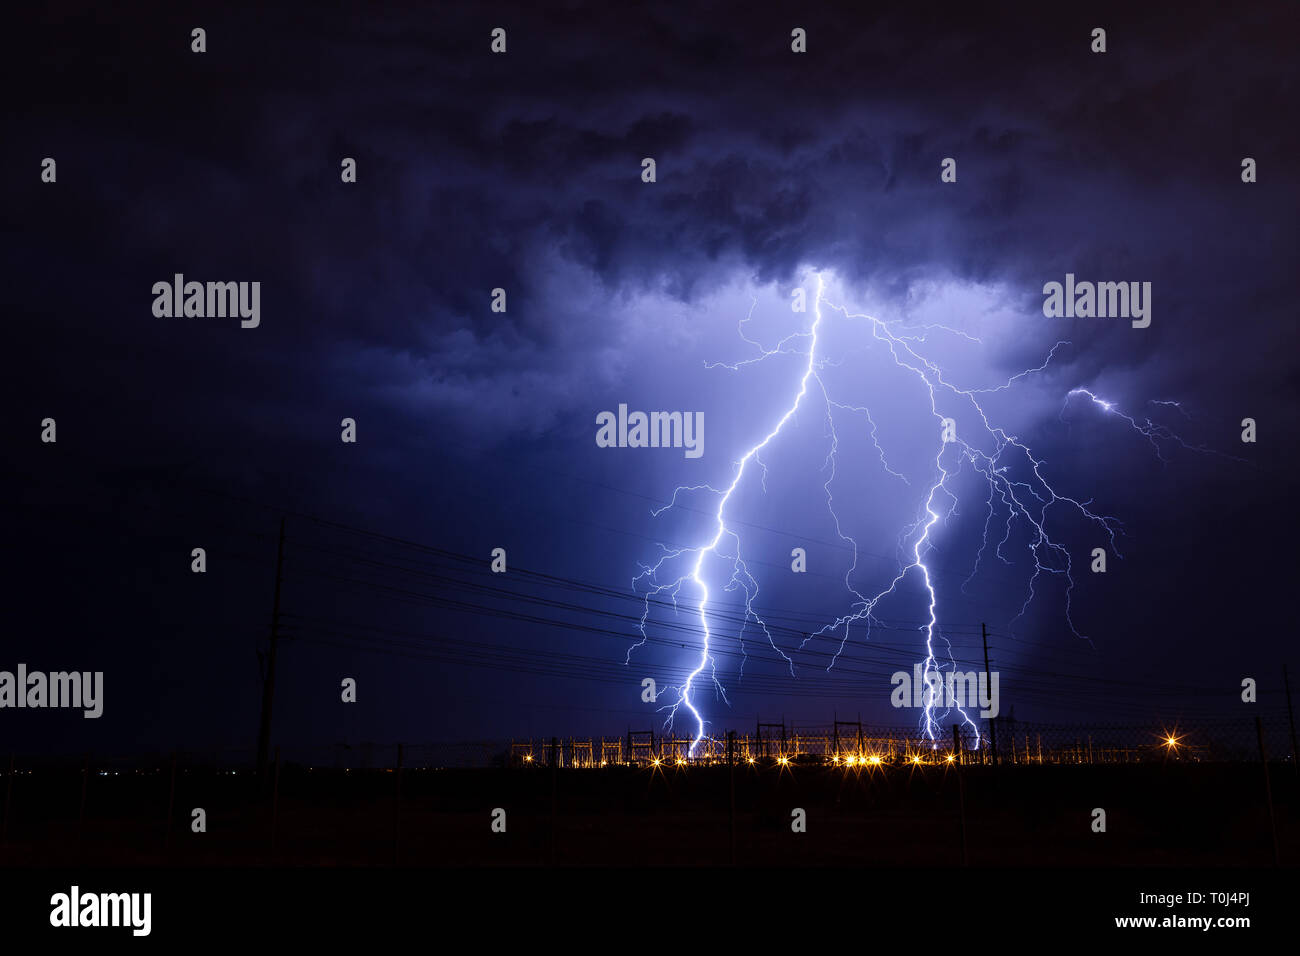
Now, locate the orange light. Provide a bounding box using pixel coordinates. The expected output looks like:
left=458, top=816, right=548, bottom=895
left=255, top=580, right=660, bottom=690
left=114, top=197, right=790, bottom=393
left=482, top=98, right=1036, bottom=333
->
left=867, top=755, right=882, bottom=766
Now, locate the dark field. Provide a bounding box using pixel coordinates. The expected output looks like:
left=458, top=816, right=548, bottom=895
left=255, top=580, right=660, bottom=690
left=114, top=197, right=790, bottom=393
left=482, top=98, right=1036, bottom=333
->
left=3, top=761, right=1295, bottom=867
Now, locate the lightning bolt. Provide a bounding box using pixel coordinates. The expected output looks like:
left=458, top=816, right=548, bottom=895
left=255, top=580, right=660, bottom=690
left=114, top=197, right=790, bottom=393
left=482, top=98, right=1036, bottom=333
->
left=1061, top=388, right=1246, bottom=463
left=630, top=272, right=1217, bottom=757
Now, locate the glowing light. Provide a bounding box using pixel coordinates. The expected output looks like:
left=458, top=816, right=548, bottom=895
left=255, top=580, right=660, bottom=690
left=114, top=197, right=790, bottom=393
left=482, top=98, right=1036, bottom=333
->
left=867, top=755, right=882, bottom=766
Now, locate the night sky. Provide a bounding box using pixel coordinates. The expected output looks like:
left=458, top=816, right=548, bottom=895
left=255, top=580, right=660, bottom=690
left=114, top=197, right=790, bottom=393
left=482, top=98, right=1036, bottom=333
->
left=4, top=0, right=1297, bottom=757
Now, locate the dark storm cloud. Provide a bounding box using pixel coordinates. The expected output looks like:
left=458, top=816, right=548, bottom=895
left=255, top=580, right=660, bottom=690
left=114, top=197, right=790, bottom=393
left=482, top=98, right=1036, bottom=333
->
left=4, top=0, right=1296, bottom=746
left=10, top=0, right=1295, bottom=446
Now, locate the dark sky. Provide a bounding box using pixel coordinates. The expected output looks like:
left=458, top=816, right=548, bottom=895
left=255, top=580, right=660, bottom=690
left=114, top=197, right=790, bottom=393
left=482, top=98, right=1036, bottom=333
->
left=4, top=0, right=1297, bottom=757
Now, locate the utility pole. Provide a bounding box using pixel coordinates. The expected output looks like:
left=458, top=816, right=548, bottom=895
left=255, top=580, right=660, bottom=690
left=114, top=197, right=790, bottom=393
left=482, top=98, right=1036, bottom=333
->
left=982, top=623, right=997, bottom=766
left=256, top=517, right=286, bottom=778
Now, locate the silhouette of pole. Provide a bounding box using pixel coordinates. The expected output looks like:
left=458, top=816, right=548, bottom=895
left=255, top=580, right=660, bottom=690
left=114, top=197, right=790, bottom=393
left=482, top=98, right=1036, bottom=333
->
left=393, top=743, right=403, bottom=866
left=953, top=725, right=968, bottom=865
left=549, top=736, right=558, bottom=865
left=982, top=623, right=997, bottom=766
left=270, top=746, right=281, bottom=858
left=164, top=751, right=177, bottom=854
left=727, top=731, right=736, bottom=865
left=256, top=517, right=286, bottom=778
left=77, top=752, right=90, bottom=858
left=1255, top=716, right=1279, bottom=866
left=1284, top=664, right=1299, bottom=781
left=1, top=753, right=13, bottom=850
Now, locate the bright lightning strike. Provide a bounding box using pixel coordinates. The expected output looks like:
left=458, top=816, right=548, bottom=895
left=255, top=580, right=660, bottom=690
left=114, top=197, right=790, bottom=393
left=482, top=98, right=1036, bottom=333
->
left=629, top=273, right=1217, bottom=757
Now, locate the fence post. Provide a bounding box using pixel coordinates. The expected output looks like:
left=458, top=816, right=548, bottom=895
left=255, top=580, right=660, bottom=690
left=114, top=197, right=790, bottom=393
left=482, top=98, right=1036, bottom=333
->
left=1284, top=664, right=1299, bottom=781
left=270, top=746, right=281, bottom=859
left=953, top=725, right=968, bottom=866
left=727, top=731, right=736, bottom=865
left=77, top=752, right=90, bottom=856
left=550, top=736, right=558, bottom=865
left=164, top=751, right=177, bottom=855
left=2, top=753, right=13, bottom=849
left=393, top=743, right=403, bottom=866
left=1254, top=717, right=1280, bottom=866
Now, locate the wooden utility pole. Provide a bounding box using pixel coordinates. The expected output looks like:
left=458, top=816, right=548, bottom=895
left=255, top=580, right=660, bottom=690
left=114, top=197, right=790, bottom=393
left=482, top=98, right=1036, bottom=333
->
left=256, top=517, right=287, bottom=778
left=982, top=623, right=997, bottom=766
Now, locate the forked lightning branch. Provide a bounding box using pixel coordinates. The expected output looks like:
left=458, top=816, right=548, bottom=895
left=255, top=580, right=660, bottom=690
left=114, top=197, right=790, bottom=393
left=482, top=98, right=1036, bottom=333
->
left=626, top=272, right=1208, bottom=757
